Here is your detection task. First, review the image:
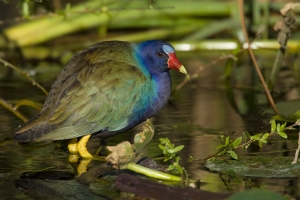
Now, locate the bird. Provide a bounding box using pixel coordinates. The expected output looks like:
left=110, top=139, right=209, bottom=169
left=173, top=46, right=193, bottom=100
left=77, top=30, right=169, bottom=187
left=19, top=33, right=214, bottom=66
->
left=14, top=40, right=187, bottom=158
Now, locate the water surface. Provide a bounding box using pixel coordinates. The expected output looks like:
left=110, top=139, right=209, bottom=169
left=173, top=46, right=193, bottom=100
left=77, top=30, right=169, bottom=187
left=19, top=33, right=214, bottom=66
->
left=0, top=50, right=298, bottom=199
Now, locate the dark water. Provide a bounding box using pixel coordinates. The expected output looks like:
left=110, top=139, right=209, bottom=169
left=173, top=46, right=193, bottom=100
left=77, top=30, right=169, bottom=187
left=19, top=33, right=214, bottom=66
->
left=0, top=50, right=299, bottom=199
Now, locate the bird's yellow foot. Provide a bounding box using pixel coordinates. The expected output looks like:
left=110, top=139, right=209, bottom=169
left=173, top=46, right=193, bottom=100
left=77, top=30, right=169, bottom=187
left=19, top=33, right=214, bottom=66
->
left=67, top=135, right=93, bottom=159
left=67, top=135, right=93, bottom=174
left=77, top=134, right=93, bottom=159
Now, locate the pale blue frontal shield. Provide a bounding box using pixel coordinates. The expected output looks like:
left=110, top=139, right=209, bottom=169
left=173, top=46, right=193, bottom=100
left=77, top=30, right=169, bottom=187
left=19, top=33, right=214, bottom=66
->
left=162, top=45, right=174, bottom=54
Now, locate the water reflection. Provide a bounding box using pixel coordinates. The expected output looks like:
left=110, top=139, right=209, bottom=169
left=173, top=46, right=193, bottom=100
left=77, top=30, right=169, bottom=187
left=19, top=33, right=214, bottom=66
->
left=0, top=52, right=299, bottom=199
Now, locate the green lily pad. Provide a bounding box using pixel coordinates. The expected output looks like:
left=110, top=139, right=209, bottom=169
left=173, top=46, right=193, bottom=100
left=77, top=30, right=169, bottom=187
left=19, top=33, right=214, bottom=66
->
left=205, top=156, right=300, bottom=178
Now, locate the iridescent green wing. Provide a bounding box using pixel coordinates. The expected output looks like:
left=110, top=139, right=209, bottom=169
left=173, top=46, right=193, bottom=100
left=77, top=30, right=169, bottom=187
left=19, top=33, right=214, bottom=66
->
left=37, top=60, right=149, bottom=141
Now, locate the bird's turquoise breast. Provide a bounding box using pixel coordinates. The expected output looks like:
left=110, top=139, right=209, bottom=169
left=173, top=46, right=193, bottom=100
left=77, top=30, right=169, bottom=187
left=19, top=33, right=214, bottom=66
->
left=126, top=46, right=171, bottom=126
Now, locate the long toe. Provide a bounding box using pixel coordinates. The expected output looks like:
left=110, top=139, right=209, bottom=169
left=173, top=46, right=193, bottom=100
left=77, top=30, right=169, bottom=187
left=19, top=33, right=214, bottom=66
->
left=77, top=134, right=93, bottom=159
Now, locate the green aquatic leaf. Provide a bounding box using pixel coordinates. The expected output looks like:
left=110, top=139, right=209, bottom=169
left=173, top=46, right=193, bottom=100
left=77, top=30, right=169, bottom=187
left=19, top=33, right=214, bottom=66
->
left=220, top=134, right=224, bottom=142
left=251, top=133, right=262, bottom=141
left=242, top=131, right=251, bottom=142
left=175, top=164, right=183, bottom=174
left=168, top=164, right=175, bottom=171
left=228, top=150, right=238, bottom=160
left=232, top=137, right=242, bottom=148
left=225, top=136, right=230, bottom=145
left=261, top=133, right=269, bottom=140
left=278, top=131, right=287, bottom=139
left=159, top=138, right=167, bottom=144
left=172, top=145, right=184, bottom=153
left=271, top=119, right=276, bottom=133
left=276, top=123, right=281, bottom=133
left=158, top=144, right=165, bottom=151
left=216, top=144, right=225, bottom=150
left=259, top=138, right=267, bottom=144
left=280, top=122, right=287, bottom=131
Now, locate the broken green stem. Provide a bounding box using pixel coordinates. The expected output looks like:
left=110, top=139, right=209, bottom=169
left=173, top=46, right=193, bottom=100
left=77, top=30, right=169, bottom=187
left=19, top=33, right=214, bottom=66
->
left=124, top=162, right=181, bottom=182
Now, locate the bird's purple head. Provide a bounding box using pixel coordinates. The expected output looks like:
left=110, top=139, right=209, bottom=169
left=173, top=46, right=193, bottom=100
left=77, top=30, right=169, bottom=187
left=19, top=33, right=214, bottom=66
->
left=134, top=40, right=187, bottom=75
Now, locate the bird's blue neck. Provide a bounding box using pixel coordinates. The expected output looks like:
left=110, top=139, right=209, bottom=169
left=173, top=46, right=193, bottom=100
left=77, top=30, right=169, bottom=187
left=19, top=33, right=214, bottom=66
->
left=131, top=45, right=172, bottom=119
left=151, top=71, right=172, bottom=106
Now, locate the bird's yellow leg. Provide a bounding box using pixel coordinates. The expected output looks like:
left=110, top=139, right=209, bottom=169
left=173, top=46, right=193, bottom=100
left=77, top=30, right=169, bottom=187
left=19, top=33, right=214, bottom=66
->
left=68, top=153, right=79, bottom=163
left=68, top=138, right=79, bottom=163
left=68, top=138, right=79, bottom=154
left=77, top=158, right=92, bottom=174
left=77, top=134, right=93, bottom=159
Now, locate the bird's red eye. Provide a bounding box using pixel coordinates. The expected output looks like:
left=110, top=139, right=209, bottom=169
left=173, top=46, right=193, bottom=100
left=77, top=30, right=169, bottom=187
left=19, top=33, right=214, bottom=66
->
left=157, top=52, right=163, bottom=57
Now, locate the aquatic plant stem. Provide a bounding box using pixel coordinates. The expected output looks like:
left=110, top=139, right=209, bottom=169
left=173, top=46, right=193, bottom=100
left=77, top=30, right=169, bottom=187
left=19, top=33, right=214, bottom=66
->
left=4, top=1, right=233, bottom=47
left=292, top=119, right=300, bottom=164
left=124, top=162, right=181, bottom=181
left=0, top=97, right=28, bottom=122
left=270, top=3, right=299, bottom=89
left=238, top=0, right=278, bottom=114
left=292, top=130, right=300, bottom=164
left=0, top=58, right=48, bottom=95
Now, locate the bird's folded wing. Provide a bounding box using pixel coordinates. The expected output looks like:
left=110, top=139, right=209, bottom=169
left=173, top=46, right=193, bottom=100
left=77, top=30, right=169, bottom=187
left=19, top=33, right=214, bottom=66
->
left=36, top=60, right=148, bottom=141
